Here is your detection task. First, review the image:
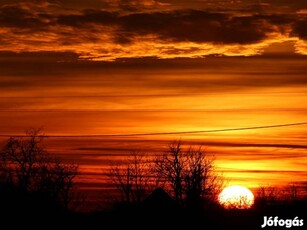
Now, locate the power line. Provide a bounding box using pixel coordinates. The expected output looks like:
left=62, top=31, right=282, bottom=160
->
left=0, top=91, right=306, bottom=99
left=0, top=108, right=306, bottom=113
left=0, top=122, right=306, bottom=138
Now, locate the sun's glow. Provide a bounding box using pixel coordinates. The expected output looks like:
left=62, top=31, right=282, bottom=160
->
left=218, top=185, right=254, bottom=209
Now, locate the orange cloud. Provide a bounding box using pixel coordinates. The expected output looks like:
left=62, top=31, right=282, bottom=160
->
left=0, top=3, right=306, bottom=60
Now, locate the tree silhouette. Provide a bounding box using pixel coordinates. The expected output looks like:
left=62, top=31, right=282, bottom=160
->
left=184, top=146, right=222, bottom=206
left=1, top=129, right=47, bottom=191
left=108, top=154, right=151, bottom=206
left=154, top=141, right=222, bottom=206
left=256, top=183, right=302, bottom=205
left=37, top=159, right=78, bottom=209
left=0, top=128, right=78, bottom=210
left=108, top=142, right=223, bottom=208
left=286, top=182, right=299, bottom=201
left=155, top=141, right=185, bottom=203
left=256, top=185, right=283, bottom=205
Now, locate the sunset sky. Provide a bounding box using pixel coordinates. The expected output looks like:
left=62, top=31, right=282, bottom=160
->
left=0, top=0, right=307, bottom=198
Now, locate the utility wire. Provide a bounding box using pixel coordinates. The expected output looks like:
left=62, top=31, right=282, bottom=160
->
left=0, top=122, right=306, bottom=138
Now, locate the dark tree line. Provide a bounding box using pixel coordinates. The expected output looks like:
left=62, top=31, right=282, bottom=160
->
left=256, top=183, right=302, bottom=205
left=109, top=141, right=223, bottom=207
left=0, top=129, right=78, bottom=210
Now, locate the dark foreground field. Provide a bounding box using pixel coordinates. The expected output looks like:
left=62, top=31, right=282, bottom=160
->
left=73, top=201, right=306, bottom=230
left=1, top=194, right=306, bottom=230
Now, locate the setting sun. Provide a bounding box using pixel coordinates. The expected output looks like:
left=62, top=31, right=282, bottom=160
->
left=218, top=185, right=254, bottom=209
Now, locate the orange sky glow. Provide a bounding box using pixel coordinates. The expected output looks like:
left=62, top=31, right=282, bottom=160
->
left=0, top=0, right=307, bottom=200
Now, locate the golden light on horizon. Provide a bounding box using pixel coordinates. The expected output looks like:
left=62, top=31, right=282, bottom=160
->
left=218, top=185, right=255, bottom=209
